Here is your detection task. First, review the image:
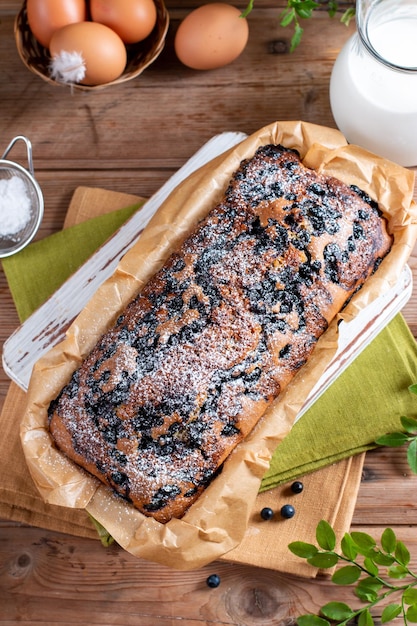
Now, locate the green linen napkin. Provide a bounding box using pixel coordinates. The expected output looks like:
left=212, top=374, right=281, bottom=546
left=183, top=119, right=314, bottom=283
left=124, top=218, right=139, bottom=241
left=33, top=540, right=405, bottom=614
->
left=2, top=205, right=417, bottom=490
left=261, top=314, right=417, bottom=490
left=2, top=202, right=142, bottom=323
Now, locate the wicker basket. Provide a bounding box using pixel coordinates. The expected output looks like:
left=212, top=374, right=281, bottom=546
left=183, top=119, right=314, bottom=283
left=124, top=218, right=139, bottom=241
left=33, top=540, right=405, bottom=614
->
left=14, top=0, right=170, bottom=91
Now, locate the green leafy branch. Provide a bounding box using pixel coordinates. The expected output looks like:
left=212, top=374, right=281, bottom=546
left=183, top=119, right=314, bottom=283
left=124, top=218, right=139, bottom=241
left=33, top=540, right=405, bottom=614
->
left=289, top=520, right=417, bottom=626
left=375, top=384, right=417, bottom=475
left=241, top=0, right=356, bottom=51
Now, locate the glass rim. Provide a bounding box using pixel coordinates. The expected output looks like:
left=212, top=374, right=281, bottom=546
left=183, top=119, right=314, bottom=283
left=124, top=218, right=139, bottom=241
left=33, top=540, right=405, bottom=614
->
left=358, top=27, right=417, bottom=73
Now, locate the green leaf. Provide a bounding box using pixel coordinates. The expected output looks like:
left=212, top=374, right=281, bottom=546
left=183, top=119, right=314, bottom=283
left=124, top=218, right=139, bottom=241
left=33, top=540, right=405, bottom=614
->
left=373, top=551, right=395, bottom=566
left=375, top=432, right=409, bottom=447
left=307, top=552, right=339, bottom=569
left=280, top=7, right=296, bottom=27
left=289, top=23, right=303, bottom=52
left=240, top=0, right=255, bottom=18
left=351, top=531, right=376, bottom=549
left=381, top=527, right=397, bottom=554
left=381, top=603, right=402, bottom=623
left=295, top=5, right=316, bottom=19
left=400, top=415, right=417, bottom=434
left=356, top=578, right=383, bottom=602
left=364, top=557, right=379, bottom=577
left=87, top=513, right=115, bottom=547
left=341, top=7, right=356, bottom=25
left=388, top=564, right=409, bottom=579
left=351, top=531, right=377, bottom=556
left=395, top=541, right=411, bottom=566
left=341, top=533, right=358, bottom=560
left=407, top=438, right=417, bottom=474
left=316, top=520, right=336, bottom=551
left=296, top=0, right=319, bottom=9
left=406, top=605, right=417, bottom=623
left=297, top=615, right=330, bottom=626
left=358, top=608, right=375, bottom=626
left=356, top=587, right=378, bottom=603
left=320, top=602, right=354, bottom=621
left=409, top=383, right=417, bottom=395
left=327, top=1, right=338, bottom=18
left=404, top=589, right=417, bottom=605
left=288, top=541, right=318, bottom=559
left=332, top=565, right=362, bottom=585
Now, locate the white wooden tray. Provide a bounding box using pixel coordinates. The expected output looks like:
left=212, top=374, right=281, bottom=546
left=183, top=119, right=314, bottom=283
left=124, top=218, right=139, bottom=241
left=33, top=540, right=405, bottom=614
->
left=296, top=263, right=412, bottom=421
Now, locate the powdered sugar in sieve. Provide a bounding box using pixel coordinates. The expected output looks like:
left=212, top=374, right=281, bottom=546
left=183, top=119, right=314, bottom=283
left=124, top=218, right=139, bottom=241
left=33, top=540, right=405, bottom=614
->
left=0, top=136, right=44, bottom=258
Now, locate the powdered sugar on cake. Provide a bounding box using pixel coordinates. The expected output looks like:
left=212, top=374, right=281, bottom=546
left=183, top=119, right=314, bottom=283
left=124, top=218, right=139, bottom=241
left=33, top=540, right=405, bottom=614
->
left=48, top=144, right=392, bottom=523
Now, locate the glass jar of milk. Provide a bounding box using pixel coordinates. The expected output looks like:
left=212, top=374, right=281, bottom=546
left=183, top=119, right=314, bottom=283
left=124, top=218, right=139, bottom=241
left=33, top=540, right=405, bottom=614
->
left=330, top=0, right=417, bottom=166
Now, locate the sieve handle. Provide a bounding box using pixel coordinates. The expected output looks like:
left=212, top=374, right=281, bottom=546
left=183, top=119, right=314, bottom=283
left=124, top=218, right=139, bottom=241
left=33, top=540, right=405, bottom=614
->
left=1, top=135, right=35, bottom=177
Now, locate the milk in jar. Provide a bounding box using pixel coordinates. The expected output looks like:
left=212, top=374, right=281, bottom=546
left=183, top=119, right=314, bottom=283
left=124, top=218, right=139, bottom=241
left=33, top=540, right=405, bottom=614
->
left=330, top=0, right=417, bottom=166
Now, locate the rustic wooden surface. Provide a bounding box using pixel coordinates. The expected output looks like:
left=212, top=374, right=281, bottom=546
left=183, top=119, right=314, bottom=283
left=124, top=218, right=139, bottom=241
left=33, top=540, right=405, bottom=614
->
left=1, top=1, right=417, bottom=624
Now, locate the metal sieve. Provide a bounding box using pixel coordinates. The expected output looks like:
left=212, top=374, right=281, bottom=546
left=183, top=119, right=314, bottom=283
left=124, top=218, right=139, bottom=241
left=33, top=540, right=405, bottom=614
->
left=0, top=135, right=44, bottom=258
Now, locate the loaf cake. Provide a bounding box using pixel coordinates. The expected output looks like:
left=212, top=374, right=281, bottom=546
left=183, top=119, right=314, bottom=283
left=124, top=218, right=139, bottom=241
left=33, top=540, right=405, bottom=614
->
left=48, top=144, right=392, bottom=523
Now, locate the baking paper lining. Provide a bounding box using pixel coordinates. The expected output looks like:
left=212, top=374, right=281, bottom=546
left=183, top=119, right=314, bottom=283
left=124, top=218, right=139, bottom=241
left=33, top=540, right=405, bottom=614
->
left=21, top=121, right=417, bottom=569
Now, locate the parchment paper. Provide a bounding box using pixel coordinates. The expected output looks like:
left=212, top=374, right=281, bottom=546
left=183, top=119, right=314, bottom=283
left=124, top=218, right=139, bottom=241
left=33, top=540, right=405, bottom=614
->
left=20, top=121, right=417, bottom=570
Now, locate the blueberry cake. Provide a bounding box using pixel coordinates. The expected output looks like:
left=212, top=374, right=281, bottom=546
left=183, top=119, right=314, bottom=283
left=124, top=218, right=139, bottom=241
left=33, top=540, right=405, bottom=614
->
left=48, top=144, right=392, bottom=523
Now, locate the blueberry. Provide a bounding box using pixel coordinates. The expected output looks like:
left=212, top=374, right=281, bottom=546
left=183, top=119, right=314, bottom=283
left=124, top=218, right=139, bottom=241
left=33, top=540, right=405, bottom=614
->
left=280, top=504, right=295, bottom=519
left=206, top=574, right=221, bottom=588
left=260, top=507, right=274, bottom=521
left=290, top=481, right=304, bottom=494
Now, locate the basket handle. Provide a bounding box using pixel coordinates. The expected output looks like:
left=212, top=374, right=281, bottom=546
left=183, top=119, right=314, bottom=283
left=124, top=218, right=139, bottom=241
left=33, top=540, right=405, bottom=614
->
left=1, top=135, right=35, bottom=177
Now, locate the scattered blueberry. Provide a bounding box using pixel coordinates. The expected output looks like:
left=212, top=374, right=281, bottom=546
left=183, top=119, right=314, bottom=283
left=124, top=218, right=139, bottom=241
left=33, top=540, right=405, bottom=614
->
left=206, top=574, right=221, bottom=588
left=290, top=481, right=304, bottom=494
left=280, top=504, right=295, bottom=519
left=260, top=506, right=274, bottom=520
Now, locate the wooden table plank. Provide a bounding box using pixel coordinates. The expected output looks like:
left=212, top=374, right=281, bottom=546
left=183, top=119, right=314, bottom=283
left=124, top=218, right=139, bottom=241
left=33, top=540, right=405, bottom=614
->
left=354, top=447, right=417, bottom=525
left=1, top=521, right=416, bottom=625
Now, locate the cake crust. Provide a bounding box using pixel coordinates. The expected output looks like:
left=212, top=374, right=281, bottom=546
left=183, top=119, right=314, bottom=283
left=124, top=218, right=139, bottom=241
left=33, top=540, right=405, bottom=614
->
left=48, top=144, right=392, bottom=523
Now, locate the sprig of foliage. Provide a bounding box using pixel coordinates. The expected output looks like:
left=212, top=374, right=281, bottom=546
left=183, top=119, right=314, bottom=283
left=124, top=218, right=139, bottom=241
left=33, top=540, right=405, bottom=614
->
left=279, top=0, right=320, bottom=52
left=340, top=4, right=356, bottom=25
left=375, top=384, right=417, bottom=475
left=289, top=520, right=417, bottom=626
left=241, top=0, right=356, bottom=52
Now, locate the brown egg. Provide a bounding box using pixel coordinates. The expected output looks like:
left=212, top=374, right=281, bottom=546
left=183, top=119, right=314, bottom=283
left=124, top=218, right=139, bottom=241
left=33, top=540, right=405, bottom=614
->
left=27, top=0, right=87, bottom=48
left=90, top=0, right=157, bottom=44
left=174, top=3, right=249, bottom=70
left=49, top=22, right=127, bottom=86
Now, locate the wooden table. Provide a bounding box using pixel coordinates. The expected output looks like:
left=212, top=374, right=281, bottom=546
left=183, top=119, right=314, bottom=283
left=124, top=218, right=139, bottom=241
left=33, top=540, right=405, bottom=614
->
left=1, top=2, right=416, bottom=623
